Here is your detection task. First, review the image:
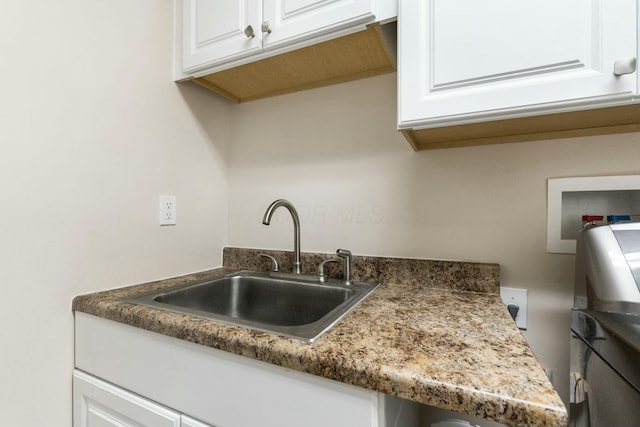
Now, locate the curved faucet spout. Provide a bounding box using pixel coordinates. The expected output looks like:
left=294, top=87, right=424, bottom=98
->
left=262, top=199, right=301, bottom=274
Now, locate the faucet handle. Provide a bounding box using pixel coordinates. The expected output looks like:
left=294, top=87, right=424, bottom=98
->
left=336, top=249, right=352, bottom=285
left=317, top=259, right=339, bottom=283
left=259, top=253, right=279, bottom=272
left=336, top=249, right=352, bottom=257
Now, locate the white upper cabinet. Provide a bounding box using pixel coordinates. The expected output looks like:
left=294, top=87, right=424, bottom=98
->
left=262, top=0, right=375, bottom=50
left=181, top=1, right=262, bottom=73
left=180, top=0, right=381, bottom=75
left=181, top=415, right=215, bottom=427
left=398, top=0, right=639, bottom=129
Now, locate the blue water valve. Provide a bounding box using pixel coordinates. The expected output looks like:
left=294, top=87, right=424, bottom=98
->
left=607, top=215, right=631, bottom=223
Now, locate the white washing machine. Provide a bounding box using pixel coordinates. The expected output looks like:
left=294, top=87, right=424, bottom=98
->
left=571, top=223, right=640, bottom=426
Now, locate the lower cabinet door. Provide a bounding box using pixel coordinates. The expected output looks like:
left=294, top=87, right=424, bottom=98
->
left=73, top=370, right=181, bottom=427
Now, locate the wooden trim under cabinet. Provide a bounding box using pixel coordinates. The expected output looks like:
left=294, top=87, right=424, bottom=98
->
left=191, top=23, right=396, bottom=103
left=403, top=103, right=640, bottom=150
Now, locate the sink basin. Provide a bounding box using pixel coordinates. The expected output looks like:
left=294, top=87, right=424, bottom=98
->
left=126, top=270, right=379, bottom=342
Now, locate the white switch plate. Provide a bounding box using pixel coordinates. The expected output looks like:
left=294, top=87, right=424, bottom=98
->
left=500, top=287, right=527, bottom=329
left=159, top=195, right=176, bottom=226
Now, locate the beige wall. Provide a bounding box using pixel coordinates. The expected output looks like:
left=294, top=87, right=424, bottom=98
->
left=5, top=2, right=640, bottom=424
left=0, top=2, right=229, bottom=425
left=228, top=73, right=640, bottom=406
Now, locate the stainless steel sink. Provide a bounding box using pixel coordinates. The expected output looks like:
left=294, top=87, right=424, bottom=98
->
left=126, top=270, right=379, bottom=342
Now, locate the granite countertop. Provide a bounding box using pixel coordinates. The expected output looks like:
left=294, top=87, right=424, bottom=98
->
left=72, top=248, right=567, bottom=427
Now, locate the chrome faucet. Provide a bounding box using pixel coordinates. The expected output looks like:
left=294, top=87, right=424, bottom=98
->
left=262, top=199, right=301, bottom=274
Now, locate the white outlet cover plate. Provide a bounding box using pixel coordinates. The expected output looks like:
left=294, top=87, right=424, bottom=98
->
left=160, top=195, right=176, bottom=226
left=500, top=286, right=527, bottom=329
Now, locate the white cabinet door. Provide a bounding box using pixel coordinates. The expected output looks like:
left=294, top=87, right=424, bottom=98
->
left=263, top=0, right=376, bottom=50
left=181, top=0, right=262, bottom=73
left=399, top=0, right=638, bottom=128
left=182, top=415, right=214, bottom=427
left=180, top=0, right=379, bottom=74
left=73, top=370, right=181, bottom=427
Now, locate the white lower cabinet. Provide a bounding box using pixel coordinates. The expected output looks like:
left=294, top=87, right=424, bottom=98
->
left=74, top=312, right=418, bottom=427
left=73, top=370, right=183, bottom=427
left=74, top=370, right=216, bottom=427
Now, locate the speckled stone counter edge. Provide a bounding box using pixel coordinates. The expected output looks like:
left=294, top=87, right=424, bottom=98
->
left=223, top=247, right=501, bottom=294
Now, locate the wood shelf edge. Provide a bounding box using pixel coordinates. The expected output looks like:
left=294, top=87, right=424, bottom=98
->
left=404, top=104, right=640, bottom=151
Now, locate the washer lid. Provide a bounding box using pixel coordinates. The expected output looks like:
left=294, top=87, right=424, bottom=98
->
left=576, top=223, right=640, bottom=314
left=613, top=228, right=640, bottom=291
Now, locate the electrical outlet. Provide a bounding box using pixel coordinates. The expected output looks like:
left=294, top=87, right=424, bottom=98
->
left=500, top=286, right=528, bottom=329
left=159, top=195, right=176, bottom=226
